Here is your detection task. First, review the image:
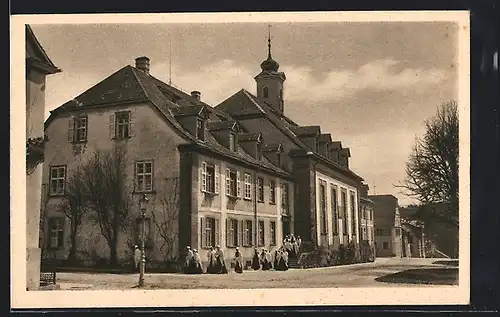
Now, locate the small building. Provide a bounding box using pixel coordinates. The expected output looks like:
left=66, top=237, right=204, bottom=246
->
left=25, top=24, right=61, bottom=290
left=368, top=194, right=403, bottom=257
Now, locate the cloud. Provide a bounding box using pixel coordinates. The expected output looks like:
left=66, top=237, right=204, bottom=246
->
left=152, top=58, right=448, bottom=106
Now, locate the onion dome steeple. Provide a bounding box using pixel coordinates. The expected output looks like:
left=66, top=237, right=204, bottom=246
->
left=260, top=25, right=280, bottom=72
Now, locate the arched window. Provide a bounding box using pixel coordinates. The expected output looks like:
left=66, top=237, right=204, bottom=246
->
left=263, top=87, right=269, bottom=98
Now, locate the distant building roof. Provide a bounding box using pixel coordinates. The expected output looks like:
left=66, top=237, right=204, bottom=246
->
left=26, top=25, right=61, bottom=74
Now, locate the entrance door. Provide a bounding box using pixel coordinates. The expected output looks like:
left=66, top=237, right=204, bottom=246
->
left=282, top=220, right=291, bottom=239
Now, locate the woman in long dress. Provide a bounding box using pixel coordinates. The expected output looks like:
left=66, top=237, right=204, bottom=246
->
left=193, top=249, right=203, bottom=274
left=234, top=248, right=243, bottom=274
left=206, top=246, right=216, bottom=274
left=260, top=249, right=271, bottom=270
left=251, top=248, right=261, bottom=270
left=215, top=245, right=228, bottom=274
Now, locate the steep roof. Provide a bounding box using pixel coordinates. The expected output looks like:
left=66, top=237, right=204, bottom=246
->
left=290, top=125, right=321, bottom=137
left=26, top=25, right=61, bottom=74
left=215, top=89, right=364, bottom=181
left=46, top=63, right=289, bottom=177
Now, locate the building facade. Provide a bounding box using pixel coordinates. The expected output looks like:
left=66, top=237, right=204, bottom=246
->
left=41, top=36, right=369, bottom=269
left=369, top=194, right=403, bottom=257
left=216, top=38, right=365, bottom=249
left=26, top=25, right=61, bottom=290
left=359, top=185, right=375, bottom=246
left=41, top=56, right=293, bottom=268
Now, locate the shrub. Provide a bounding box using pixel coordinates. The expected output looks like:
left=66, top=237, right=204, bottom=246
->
left=345, top=241, right=357, bottom=264
left=359, top=240, right=375, bottom=263
left=338, top=244, right=346, bottom=264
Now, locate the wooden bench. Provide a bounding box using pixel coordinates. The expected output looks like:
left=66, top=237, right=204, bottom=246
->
left=40, top=251, right=58, bottom=286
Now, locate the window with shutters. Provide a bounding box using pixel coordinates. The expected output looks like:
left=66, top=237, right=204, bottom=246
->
left=48, top=218, right=64, bottom=249
left=201, top=162, right=218, bottom=194
left=269, top=180, right=276, bottom=204
left=115, top=111, right=131, bottom=139
left=281, top=182, right=289, bottom=214
left=331, top=185, right=339, bottom=235
left=258, top=220, right=265, bottom=246
left=225, top=168, right=238, bottom=197
left=341, top=190, right=348, bottom=234
left=196, top=119, right=205, bottom=141
left=270, top=221, right=276, bottom=246
left=319, top=181, right=327, bottom=235
left=226, top=218, right=238, bottom=247
left=201, top=217, right=219, bottom=248
left=350, top=192, right=357, bottom=236
left=71, top=116, right=88, bottom=143
left=243, top=220, right=253, bottom=246
left=257, top=177, right=264, bottom=202
left=49, top=165, right=66, bottom=195
left=244, top=173, right=252, bottom=200
left=135, top=161, right=153, bottom=192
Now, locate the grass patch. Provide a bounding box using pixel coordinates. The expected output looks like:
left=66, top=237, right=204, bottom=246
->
left=375, top=267, right=458, bottom=285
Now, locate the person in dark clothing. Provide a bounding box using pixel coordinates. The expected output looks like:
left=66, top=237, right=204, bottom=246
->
left=234, top=247, right=243, bottom=274
left=206, top=246, right=216, bottom=274
left=251, top=248, right=261, bottom=270
left=273, top=249, right=279, bottom=269
left=260, top=249, right=271, bottom=270
left=214, top=245, right=228, bottom=274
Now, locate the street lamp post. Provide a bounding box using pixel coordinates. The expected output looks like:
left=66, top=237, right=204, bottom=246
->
left=138, top=194, right=149, bottom=288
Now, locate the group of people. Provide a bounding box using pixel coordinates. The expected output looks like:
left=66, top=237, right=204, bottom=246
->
left=250, top=247, right=289, bottom=271
left=180, top=234, right=302, bottom=274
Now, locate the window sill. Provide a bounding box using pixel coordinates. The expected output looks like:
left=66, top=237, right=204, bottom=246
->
left=71, top=140, right=88, bottom=144
left=133, top=190, right=156, bottom=195
left=48, top=193, right=65, bottom=198
left=113, top=136, right=132, bottom=141
left=202, top=191, right=217, bottom=196
left=243, top=197, right=252, bottom=201
left=269, top=202, right=276, bottom=205
left=226, top=195, right=239, bottom=200
left=257, top=200, right=264, bottom=203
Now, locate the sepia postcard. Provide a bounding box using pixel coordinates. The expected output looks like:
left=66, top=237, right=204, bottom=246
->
left=11, top=11, right=470, bottom=309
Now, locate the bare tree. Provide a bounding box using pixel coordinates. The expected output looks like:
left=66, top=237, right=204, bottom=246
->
left=80, top=147, right=132, bottom=266
left=398, top=101, right=459, bottom=226
left=151, top=177, right=180, bottom=263
left=58, top=166, right=88, bottom=263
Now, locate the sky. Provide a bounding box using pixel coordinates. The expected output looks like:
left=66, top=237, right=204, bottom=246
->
left=31, top=21, right=459, bottom=206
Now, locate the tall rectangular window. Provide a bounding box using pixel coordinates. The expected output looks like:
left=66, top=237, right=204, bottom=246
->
left=269, top=180, right=276, bottom=204
left=225, top=168, right=238, bottom=197
left=115, top=111, right=131, bottom=139
left=49, top=165, right=66, bottom=195
left=341, top=190, right=348, bottom=234
left=201, top=162, right=218, bottom=194
left=258, top=220, right=265, bottom=246
left=196, top=119, right=205, bottom=141
left=281, top=182, right=289, bottom=214
left=331, top=185, right=338, bottom=235
left=350, top=192, right=357, bottom=236
left=226, top=218, right=238, bottom=247
left=257, top=177, right=264, bottom=202
left=270, top=221, right=276, bottom=246
left=73, top=116, right=88, bottom=142
left=201, top=217, right=219, bottom=248
left=135, top=161, right=153, bottom=192
left=244, top=173, right=252, bottom=200
left=244, top=220, right=253, bottom=246
left=48, top=218, right=64, bottom=249
left=319, top=181, right=327, bottom=234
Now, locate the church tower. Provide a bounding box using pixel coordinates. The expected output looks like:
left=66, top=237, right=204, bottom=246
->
left=254, top=26, right=286, bottom=116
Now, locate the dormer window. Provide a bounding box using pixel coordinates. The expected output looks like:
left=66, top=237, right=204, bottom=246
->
left=256, top=142, right=262, bottom=160
left=196, top=119, right=205, bottom=141
left=263, top=87, right=269, bottom=98
left=229, top=133, right=237, bottom=152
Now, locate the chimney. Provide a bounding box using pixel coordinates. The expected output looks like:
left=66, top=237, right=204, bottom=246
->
left=191, top=91, right=201, bottom=101
left=135, top=56, right=150, bottom=74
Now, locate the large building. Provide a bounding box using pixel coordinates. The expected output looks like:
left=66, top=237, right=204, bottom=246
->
left=369, top=194, right=403, bottom=257
left=41, top=36, right=367, bottom=269
left=26, top=25, right=61, bottom=289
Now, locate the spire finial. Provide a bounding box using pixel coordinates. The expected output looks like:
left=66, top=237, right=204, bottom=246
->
left=267, top=24, right=272, bottom=58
